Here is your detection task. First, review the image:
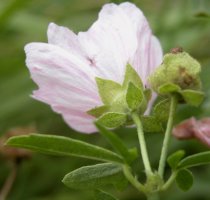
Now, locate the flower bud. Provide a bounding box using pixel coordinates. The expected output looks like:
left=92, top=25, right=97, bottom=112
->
left=148, top=50, right=201, bottom=94
left=173, top=117, right=210, bottom=148
left=172, top=117, right=196, bottom=139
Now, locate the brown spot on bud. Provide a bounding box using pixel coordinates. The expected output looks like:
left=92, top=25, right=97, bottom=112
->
left=170, top=47, right=183, bottom=54
left=178, top=66, right=194, bottom=88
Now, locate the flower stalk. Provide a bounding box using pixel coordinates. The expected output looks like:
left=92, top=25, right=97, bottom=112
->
left=161, top=171, right=177, bottom=191
left=131, top=112, right=153, bottom=177
left=123, top=165, right=146, bottom=193
left=158, top=96, right=177, bottom=178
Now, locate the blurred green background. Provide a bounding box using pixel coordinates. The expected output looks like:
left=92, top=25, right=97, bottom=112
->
left=0, top=0, right=210, bottom=199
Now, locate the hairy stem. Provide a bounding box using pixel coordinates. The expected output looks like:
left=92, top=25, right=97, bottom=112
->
left=123, top=165, right=145, bottom=193
left=147, top=193, right=160, bottom=200
left=161, top=171, right=177, bottom=191
left=158, top=96, right=177, bottom=178
left=132, top=112, right=153, bottom=177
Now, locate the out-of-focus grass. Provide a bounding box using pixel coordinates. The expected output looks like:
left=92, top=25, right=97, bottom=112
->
left=0, top=0, right=210, bottom=199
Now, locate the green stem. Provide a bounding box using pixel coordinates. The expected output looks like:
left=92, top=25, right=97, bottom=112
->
left=123, top=165, right=145, bottom=193
left=131, top=112, right=153, bottom=177
left=147, top=193, right=160, bottom=200
left=161, top=171, right=177, bottom=191
left=158, top=96, right=177, bottom=178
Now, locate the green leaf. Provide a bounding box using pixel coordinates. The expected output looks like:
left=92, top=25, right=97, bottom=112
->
left=87, top=105, right=110, bottom=118
left=97, top=112, right=127, bottom=129
left=6, top=134, right=123, bottom=163
left=167, top=150, right=185, bottom=169
left=96, top=77, right=122, bottom=105
left=178, top=151, right=210, bottom=169
left=153, top=99, right=170, bottom=122
left=180, top=89, right=204, bottom=106
left=94, top=190, right=118, bottom=200
left=126, top=82, right=144, bottom=111
left=95, top=123, right=137, bottom=164
left=123, top=64, right=143, bottom=89
left=62, top=163, right=127, bottom=190
left=158, top=83, right=181, bottom=94
left=176, top=169, right=193, bottom=191
left=140, top=116, right=163, bottom=133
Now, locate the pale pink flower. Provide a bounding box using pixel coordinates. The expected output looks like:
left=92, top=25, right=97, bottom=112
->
left=172, top=117, right=196, bottom=139
left=25, top=2, right=162, bottom=133
left=173, top=117, right=210, bottom=148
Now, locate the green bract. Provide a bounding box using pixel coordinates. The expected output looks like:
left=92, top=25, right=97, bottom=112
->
left=87, top=64, right=150, bottom=129
left=148, top=51, right=204, bottom=106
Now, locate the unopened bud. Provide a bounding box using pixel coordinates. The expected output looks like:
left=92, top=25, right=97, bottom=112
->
left=148, top=50, right=201, bottom=94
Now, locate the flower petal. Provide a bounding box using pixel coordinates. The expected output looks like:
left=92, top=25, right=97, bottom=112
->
left=144, top=36, right=163, bottom=114
left=193, top=118, right=210, bottom=147
left=119, top=2, right=162, bottom=113
left=172, top=117, right=196, bottom=139
left=147, top=36, right=163, bottom=82
left=47, top=22, right=85, bottom=57
left=24, top=2, right=163, bottom=133
left=119, top=2, right=150, bottom=83
left=25, top=42, right=101, bottom=133
left=120, top=2, right=162, bottom=85
left=78, top=3, right=138, bottom=83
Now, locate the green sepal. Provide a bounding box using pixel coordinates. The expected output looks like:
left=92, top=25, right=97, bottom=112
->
left=153, top=98, right=170, bottom=122
left=94, top=190, right=118, bottom=200
left=176, top=169, right=193, bottom=191
left=180, top=89, right=204, bottom=106
left=123, top=64, right=143, bottom=89
left=6, top=134, right=123, bottom=163
left=62, top=163, right=127, bottom=190
left=140, top=116, right=163, bottom=133
left=144, top=88, right=152, bottom=102
left=178, top=151, right=210, bottom=169
left=96, top=77, right=122, bottom=105
left=96, top=123, right=138, bottom=164
left=87, top=105, right=110, bottom=118
left=97, top=112, right=127, bottom=128
left=158, top=83, right=181, bottom=94
left=167, top=150, right=185, bottom=170
left=126, top=82, right=144, bottom=111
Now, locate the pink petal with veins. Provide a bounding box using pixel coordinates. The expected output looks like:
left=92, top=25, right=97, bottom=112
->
left=25, top=2, right=163, bottom=133
left=173, top=117, right=210, bottom=148
left=172, top=117, right=196, bottom=139
left=193, top=118, right=210, bottom=148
